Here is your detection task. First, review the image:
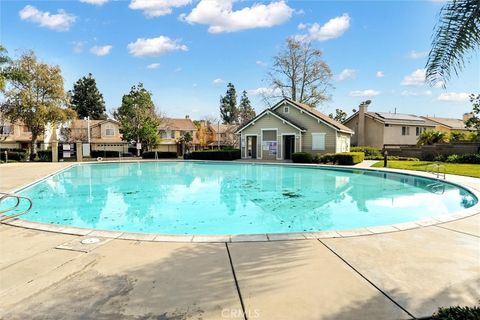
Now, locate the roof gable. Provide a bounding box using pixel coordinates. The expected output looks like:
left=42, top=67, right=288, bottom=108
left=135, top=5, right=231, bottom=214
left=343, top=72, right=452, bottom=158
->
left=272, top=98, right=354, bottom=134
left=235, top=108, right=306, bottom=134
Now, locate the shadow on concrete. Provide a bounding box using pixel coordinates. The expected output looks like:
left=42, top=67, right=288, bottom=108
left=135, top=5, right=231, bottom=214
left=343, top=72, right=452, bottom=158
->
left=2, top=239, right=304, bottom=320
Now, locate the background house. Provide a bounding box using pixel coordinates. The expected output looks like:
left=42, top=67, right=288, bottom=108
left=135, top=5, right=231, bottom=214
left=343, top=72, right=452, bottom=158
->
left=157, top=116, right=198, bottom=154
left=59, top=119, right=126, bottom=152
left=0, top=121, right=38, bottom=150
left=236, top=98, right=353, bottom=160
left=343, top=101, right=436, bottom=149
left=421, top=114, right=476, bottom=133
left=207, top=123, right=239, bottom=149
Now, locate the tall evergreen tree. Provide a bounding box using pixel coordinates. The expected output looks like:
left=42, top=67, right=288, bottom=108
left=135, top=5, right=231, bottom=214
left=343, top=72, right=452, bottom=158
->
left=238, top=90, right=256, bottom=124
left=219, top=82, right=238, bottom=124
left=70, top=73, right=107, bottom=119
left=114, top=83, right=160, bottom=153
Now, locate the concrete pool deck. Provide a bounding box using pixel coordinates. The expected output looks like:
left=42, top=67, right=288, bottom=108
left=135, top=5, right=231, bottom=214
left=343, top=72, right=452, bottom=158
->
left=0, top=162, right=479, bottom=319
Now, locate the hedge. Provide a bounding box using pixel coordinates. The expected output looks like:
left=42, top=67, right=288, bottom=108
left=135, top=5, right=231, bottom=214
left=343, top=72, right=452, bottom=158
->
left=445, top=153, right=480, bottom=164
left=350, top=146, right=382, bottom=158
left=292, top=152, right=313, bottom=163
left=0, top=150, right=26, bottom=161
left=37, top=150, right=52, bottom=162
left=334, top=152, right=364, bottom=165
left=315, top=153, right=335, bottom=164
left=186, top=149, right=241, bottom=160
left=142, top=151, right=177, bottom=159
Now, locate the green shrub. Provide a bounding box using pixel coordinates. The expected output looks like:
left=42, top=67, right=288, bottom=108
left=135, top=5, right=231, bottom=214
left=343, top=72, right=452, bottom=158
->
left=434, top=154, right=447, bottom=162
left=37, top=150, right=52, bottom=162
left=446, top=154, right=461, bottom=163
left=292, top=152, right=313, bottom=163
left=431, top=305, right=480, bottom=320
left=334, top=152, right=364, bottom=165
left=142, top=151, right=177, bottom=159
left=315, top=153, right=335, bottom=164
left=187, top=149, right=241, bottom=160
left=457, top=153, right=480, bottom=164
left=0, top=150, right=27, bottom=161
left=350, top=146, right=381, bottom=158
left=449, top=130, right=466, bottom=142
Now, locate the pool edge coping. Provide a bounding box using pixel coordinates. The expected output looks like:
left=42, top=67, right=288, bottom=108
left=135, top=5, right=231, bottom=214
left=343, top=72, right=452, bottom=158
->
left=3, top=160, right=480, bottom=243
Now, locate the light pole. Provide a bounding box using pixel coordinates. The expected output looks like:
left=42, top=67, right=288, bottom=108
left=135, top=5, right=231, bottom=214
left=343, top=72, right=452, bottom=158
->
left=84, top=116, right=91, bottom=143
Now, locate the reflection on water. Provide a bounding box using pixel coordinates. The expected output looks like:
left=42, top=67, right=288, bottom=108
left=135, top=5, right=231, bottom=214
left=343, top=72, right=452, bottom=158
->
left=8, top=162, right=478, bottom=234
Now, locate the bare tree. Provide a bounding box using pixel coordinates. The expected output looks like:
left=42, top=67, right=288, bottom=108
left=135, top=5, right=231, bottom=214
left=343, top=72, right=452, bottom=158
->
left=267, top=37, right=333, bottom=108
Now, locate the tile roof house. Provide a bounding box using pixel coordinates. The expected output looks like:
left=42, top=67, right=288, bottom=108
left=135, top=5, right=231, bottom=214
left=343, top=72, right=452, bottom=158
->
left=236, top=98, right=353, bottom=160
left=157, top=116, right=199, bottom=153
left=421, top=114, right=477, bottom=132
left=207, top=123, right=239, bottom=148
left=343, top=101, right=436, bottom=149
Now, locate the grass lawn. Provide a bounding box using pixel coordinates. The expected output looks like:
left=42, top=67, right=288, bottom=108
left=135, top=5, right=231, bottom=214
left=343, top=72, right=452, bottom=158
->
left=371, top=161, right=480, bottom=178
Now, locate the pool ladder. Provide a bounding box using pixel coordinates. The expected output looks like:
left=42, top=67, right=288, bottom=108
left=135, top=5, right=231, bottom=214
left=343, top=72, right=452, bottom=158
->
left=0, top=192, right=33, bottom=222
left=426, top=163, right=446, bottom=179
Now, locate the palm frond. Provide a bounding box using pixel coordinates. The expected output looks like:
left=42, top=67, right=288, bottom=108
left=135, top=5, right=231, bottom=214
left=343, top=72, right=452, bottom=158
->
left=425, top=0, right=480, bottom=87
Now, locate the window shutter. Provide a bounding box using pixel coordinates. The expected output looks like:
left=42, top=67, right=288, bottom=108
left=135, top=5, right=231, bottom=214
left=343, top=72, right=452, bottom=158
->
left=312, top=133, right=326, bottom=150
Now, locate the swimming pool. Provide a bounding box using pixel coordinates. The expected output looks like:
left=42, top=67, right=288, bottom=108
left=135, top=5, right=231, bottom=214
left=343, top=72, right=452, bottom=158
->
left=6, top=161, right=479, bottom=235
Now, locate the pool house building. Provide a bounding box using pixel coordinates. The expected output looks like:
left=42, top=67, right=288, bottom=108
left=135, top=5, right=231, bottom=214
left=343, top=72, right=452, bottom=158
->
left=236, top=98, right=354, bottom=160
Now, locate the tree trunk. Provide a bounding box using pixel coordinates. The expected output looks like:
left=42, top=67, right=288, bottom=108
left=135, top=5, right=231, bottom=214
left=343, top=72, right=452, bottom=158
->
left=30, top=134, right=38, bottom=161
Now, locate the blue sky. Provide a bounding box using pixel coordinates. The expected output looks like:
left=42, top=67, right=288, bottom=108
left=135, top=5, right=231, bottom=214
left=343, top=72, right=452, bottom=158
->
left=1, top=0, right=479, bottom=120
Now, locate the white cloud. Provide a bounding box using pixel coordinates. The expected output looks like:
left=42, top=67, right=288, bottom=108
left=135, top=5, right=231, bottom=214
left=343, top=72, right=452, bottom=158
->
left=401, top=90, right=432, bottom=96
left=349, top=89, right=380, bottom=97
left=80, top=0, right=109, bottom=6
left=147, top=63, right=161, bottom=69
left=182, top=0, right=293, bottom=33
left=248, top=87, right=282, bottom=96
left=297, top=23, right=307, bottom=30
left=90, top=45, right=113, bottom=56
left=72, top=41, right=85, bottom=54
left=19, top=5, right=76, bottom=31
left=213, top=78, right=224, bottom=85
left=376, top=71, right=384, bottom=78
left=129, top=0, right=191, bottom=17
left=127, top=36, right=188, bottom=57
left=401, top=68, right=426, bottom=86
left=408, top=50, right=428, bottom=60
left=437, top=92, right=470, bottom=102
left=256, top=60, right=267, bottom=67
left=297, top=14, right=350, bottom=42
left=335, top=68, right=356, bottom=81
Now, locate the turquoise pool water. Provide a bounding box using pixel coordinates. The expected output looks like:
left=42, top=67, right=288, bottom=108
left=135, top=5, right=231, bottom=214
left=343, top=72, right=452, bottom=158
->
left=6, top=162, right=478, bottom=234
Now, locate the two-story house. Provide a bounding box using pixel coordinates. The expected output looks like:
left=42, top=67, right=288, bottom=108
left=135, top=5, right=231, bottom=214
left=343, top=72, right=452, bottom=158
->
left=157, top=116, right=198, bottom=154
left=58, top=119, right=125, bottom=152
left=343, top=101, right=436, bottom=149
left=0, top=121, right=38, bottom=150
left=208, top=123, right=239, bottom=149
left=235, top=98, right=353, bottom=160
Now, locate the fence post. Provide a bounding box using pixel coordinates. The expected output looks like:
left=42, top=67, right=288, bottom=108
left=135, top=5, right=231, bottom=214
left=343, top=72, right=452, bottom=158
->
left=383, top=150, right=388, bottom=168
left=76, top=142, right=82, bottom=162
left=51, top=142, right=58, bottom=162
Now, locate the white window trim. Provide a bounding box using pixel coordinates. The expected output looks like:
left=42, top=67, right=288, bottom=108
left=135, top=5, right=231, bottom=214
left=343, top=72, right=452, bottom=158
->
left=105, top=128, right=115, bottom=136
left=243, top=134, right=259, bottom=159
left=281, top=133, right=297, bottom=160
left=311, top=132, right=326, bottom=151
left=260, top=128, right=278, bottom=160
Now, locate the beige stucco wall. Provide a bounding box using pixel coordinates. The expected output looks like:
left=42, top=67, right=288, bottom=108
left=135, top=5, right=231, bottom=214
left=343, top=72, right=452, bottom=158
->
left=335, top=132, right=351, bottom=153
left=364, top=117, right=385, bottom=149
left=343, top=116, right=358, bottom=146
left=383, top=124, right=432, bottom=146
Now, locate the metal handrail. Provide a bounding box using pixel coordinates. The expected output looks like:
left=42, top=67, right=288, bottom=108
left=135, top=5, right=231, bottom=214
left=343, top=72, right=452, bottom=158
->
left=0, top=192, right=33, bottom=222
left=426, top=163, right=446, bottom=179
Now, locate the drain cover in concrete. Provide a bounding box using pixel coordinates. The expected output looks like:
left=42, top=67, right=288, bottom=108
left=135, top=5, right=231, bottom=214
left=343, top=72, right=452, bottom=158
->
left=56, top=236, right=112, bottom=252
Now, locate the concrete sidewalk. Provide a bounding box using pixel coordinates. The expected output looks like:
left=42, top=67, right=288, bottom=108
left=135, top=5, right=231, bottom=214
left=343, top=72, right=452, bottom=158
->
left=1, top=162, right=479, bottom=319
